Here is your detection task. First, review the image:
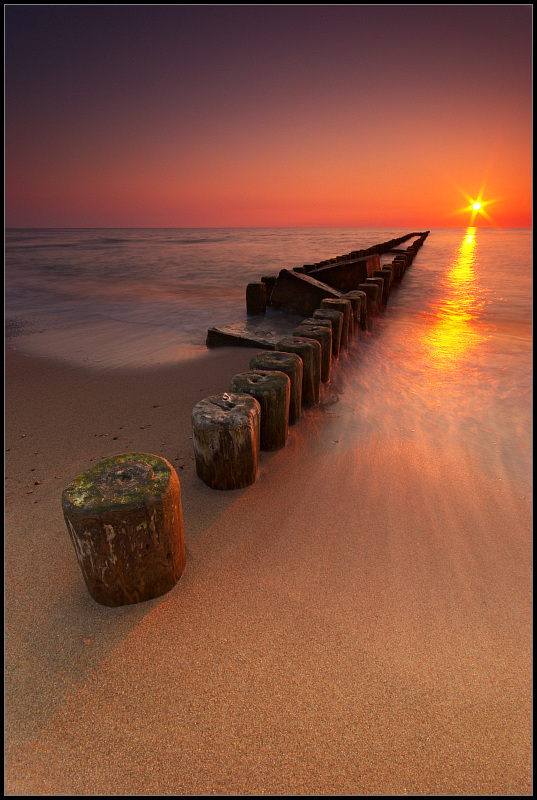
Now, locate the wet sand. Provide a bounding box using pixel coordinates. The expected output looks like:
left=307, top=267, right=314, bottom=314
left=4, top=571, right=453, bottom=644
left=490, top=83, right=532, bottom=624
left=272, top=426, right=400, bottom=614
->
left=4, top=332, right=532, bottom=795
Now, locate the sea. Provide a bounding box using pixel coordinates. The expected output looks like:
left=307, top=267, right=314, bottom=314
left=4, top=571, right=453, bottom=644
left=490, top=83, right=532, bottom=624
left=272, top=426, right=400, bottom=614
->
left=5, top=226, right=532, bottom=493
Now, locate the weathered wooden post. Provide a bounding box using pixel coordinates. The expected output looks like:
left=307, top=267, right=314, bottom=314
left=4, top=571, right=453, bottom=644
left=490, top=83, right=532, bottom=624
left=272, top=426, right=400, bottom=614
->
left=249, top=351, right=303, bottom=425
left=345, top=289, right=367, bottom=331
left=293, top=323, right=332, bottom=383
left=246, top=282, right=267, bottom=315
left=380, top=265, right=393, bottom=289
left=393, top=256, right=408, bottom=278
left=357, top=282, right=380, bottom=317
left=62, top=453, right=186, bottom=607
left=192, top=393, right=261, bottom=490
left=373, top=269, right=391, bottom=304
left=230, top=370, right=290, bottom=451
left=319, top=298, right=352, bottom=350
left=312, top=308, right=344, bottom=358
left=260, top=275, right=278, bottom=304
left=366, top=276, right=386, bottom=307
left=275, top=336, right=321, bottom=407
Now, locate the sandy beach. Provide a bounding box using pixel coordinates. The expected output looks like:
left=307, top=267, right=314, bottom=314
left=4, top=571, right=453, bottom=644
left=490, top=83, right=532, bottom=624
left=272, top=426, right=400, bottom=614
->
left=4, top=326, right=532, bottom=795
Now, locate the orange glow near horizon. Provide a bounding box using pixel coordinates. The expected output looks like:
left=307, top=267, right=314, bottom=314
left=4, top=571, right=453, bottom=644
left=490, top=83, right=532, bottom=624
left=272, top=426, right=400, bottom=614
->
left=419, top=227, right=486, bottom=371
left=5, top=7, right=532, bottom=229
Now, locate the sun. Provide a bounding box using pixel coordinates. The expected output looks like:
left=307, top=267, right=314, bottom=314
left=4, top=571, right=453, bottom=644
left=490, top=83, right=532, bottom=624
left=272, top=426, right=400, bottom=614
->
left=452, top=183, right=498, bottom=225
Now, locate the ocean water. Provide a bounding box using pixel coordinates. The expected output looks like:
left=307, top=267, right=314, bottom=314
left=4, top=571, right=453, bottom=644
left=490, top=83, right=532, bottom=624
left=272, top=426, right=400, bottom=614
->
left=5, top=226, right=531, bottom=365
left=6, top=226, right=531, bottom=496
left=5, top=227, right=429, bottom=363
left=5, top=228, right=532, bottom=360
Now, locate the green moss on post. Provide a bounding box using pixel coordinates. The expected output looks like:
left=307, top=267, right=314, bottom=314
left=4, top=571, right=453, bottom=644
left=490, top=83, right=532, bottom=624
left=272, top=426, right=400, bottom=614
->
left=62, top=453, right=186, bottom=607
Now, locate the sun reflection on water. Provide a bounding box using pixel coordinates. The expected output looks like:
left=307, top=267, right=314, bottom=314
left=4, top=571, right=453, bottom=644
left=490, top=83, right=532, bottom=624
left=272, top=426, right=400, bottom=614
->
left=420, top=227, right=486, bottom=371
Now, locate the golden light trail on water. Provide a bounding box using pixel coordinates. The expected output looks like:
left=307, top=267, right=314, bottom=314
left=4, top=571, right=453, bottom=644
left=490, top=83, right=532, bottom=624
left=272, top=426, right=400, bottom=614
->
left=419, top=227, right=486, bottom=372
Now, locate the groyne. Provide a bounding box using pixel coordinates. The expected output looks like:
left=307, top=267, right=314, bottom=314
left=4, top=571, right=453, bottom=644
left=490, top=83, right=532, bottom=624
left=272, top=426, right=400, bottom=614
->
left=206, top=231, right=429, bottom=348
left=63, top=230, right=430, bottom=605
left=194, top=230, right=430, bottom=495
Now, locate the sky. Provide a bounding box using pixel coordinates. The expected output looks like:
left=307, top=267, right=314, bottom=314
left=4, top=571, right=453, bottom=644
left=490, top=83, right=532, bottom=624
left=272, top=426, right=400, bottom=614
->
left=4, top=5, right=532, bottom=228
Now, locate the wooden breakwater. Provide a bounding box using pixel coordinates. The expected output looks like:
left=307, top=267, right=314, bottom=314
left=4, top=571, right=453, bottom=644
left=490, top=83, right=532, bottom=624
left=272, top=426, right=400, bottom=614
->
left=206, top=231, right=429, bottom=349
left=62, top=230, right=429, bottom=606
left=194, top=230, right=431, bottom=491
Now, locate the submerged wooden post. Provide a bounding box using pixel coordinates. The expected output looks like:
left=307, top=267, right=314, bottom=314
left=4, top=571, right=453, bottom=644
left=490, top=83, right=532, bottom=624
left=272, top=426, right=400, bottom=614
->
left=192, top=393, right=261, bottom=490
left=261, top=275, right=278, bottom=304
left=373, top=269, right=390, bottom=304
left=293, top=323, right=332, bottom=383
left=230, top=370, right=290, bottom=451
left=246, top=282, right=267, bottom=315
left=366, top=276, right=386, bottom=307
left=357, top=282, right=380, bottom=317
left=62, top=453, right=186, bottom=607
left=249, top=351, right=303, bottom=425
left=380, top=264, right=393, bottom=286
left=275, top=336, right=321, bottom=407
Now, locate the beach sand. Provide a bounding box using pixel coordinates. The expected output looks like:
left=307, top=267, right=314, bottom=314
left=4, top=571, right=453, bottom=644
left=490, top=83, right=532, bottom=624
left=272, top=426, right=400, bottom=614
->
left=4, top=334, right=532, bottom=795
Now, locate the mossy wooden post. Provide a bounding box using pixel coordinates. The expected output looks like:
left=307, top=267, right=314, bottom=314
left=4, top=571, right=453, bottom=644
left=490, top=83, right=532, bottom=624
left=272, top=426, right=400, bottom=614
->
left=312, top=308, right=343, bottom=358
left=192, top=393, right=260, bottom=490
left=62, top=453, right=186, bottom=607
left=275, top=336, right=321, bottom=407
left=230, top=370, right=290, bottom=451
left=293, top=323, right=332, bottom=383
left=249, top=351, right=303, bottom=425
left=246, top=282, right=267, bottom=315
left=319, top=298, right=352, bottom=350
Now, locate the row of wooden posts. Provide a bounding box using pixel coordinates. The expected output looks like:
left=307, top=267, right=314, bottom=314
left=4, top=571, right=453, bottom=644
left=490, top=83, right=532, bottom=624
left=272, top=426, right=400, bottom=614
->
left=62, top=232, right=429, bottom=607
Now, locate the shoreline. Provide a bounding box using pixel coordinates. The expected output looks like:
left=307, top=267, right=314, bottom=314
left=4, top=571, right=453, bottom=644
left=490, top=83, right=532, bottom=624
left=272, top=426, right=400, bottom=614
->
left=5, top=333, right=532, bottom=795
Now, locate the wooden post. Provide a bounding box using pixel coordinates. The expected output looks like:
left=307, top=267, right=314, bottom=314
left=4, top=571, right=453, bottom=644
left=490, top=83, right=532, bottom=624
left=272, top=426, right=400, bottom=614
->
left=249, top=351, right=303, bottom=425
left=246, top=282, right=267, bottom=315
left=293, top=323, right=332, bottom=383
left=344, top=290, right=367, bottom=330
left=230, top=370, right=290, bottom=451
left=192, top=393, right=261, bottom=490
left=366, top=276, right=386, bottom=307
left=275, top=336, right=321, bottom=407
left=373, top=270, right=390, bottom=304
left=312, top=308, right=343, bottom=358
left=62, top=453, right=186, bottom=607
left=357, top=282, right=380, bottom=317
left=380, top=265, right=393, bottom=290
left=319, top=298, right=352, bottom=350
left=260, top=275, right=278, bottom=304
